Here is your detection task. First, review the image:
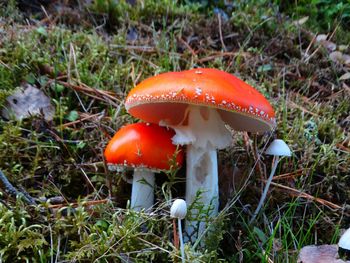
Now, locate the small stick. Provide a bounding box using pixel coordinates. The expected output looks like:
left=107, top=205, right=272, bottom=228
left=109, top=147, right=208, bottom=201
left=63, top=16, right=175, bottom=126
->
left=272, top=168, right=305, bottom=181
left=217, top=13, right=227, bottom=52
left=268, top=181, right=342, bottom=210
left=173, top=218, right=179, bottom=249
left=48, top=199, right=109, bottom=209
left=0, top=170, right=36, bottom=205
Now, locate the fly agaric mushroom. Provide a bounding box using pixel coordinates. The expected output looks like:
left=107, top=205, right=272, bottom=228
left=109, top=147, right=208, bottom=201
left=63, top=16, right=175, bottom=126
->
left=125, top=68, right=275, bottom=237
left=104, top=123, right=184, bottom=211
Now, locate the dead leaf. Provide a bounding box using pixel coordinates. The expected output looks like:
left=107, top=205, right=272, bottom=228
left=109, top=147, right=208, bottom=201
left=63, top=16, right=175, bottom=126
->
left=298, top=245, right=349, bottom=263
left=339, top=45, right=349, bottom=52
left=1, top=83, right=55, bottom=121
left=323, top=41, right=337, bottom=52
left=294, top=16, right=309, bottom=26
left=330, top=51, right=344, bottom=63
left=343, top=54, right=350, bottom=65
left=316, top=34, right=328, bottom=42
left=339, top=73, right=350, bottom=81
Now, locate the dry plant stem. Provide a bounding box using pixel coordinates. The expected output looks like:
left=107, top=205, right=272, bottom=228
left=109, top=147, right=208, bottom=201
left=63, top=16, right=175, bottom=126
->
left=178, top=218, right=185, bottom=263
left=0, top=170, right=36, bottom=205
left=173, top=219, right=179, bottom=249
left=48, top=199, right=109, bottom=209
left=49, top=79, right=121, bottom=107
left=272, top=168, right=305, bottom=180
left=250, top=156, right=280, bottom=223
left=269, top=181, right=342, bottom=210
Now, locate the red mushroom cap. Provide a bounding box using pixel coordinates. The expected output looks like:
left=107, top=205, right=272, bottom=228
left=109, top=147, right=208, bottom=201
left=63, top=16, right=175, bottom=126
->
left=125, top=68, right=276, bottom=133
left=104, top=123, right=184, bottom=171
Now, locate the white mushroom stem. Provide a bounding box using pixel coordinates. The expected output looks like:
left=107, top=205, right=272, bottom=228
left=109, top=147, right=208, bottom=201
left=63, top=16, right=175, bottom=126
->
left=185, top=145, right=218, bottom=238
left=171, top=199, right=187, bottom=263
left=250, top=139, right=291, bottom=223
left=178, top=217, right=185, bottom=263
left=250, top=156, right=280, bottom=223
left=165, top=105, right=232, bottom=241
left=131, top=170, right=155, bottom=211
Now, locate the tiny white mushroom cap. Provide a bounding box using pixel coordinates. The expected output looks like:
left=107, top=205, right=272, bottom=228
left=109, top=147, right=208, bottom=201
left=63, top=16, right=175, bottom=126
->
left=265, top=139, right=292, bottom=157
left=339, top=228, right=350, bottom=250
left=170, top=199, right=187, bottom=219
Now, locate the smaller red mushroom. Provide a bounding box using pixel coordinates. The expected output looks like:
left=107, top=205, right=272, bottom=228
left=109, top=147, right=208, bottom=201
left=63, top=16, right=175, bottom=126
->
left=104, top=123, right=184, bottom=211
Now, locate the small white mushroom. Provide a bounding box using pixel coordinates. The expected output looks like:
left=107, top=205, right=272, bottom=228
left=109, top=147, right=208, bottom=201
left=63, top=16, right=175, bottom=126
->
left=171, top=199, right=187, bottom=263
left=171, top=199, right=188, bottom=219
left=250, top=139, right=292, bottom=222
left=265, top=139, right=292, bottom=157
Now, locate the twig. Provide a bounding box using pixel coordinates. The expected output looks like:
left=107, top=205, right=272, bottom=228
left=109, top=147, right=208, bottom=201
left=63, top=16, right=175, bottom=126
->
left=0, top=170, right=36, bottom=205
left=0, top=60, right=11, bottom=69
left=60, top=112, right=105, bottom=128
left=272, top=168, right=306, bottom=181
left=217, top=13, right=227, bottom=52
left=269, top=181, right=342, bottom=210
left=287, top=101, right=319, bottom=116
left=48, top=198, right=109, bottom=209
left=198, top=52, right=236, bottom=63
left=336, top=143, right=350, bottom=153
left=46, top=78, right=121, bottom=108
left=173, top=218, right=179, bottom=249
left=178, top=37, right=197, bottom=57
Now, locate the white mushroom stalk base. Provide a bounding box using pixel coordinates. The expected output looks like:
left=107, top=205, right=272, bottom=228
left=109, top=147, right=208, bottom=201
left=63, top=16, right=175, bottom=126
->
left=131, top=170, right=155, bottom=211
left=185, top=145, right=218, bottom=240
left=166, top=105, right=232, bottom=241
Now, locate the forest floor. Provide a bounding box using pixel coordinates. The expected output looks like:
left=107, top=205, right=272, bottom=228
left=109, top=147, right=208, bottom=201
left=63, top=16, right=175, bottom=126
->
left=0, top=0, right=349, bottom=262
